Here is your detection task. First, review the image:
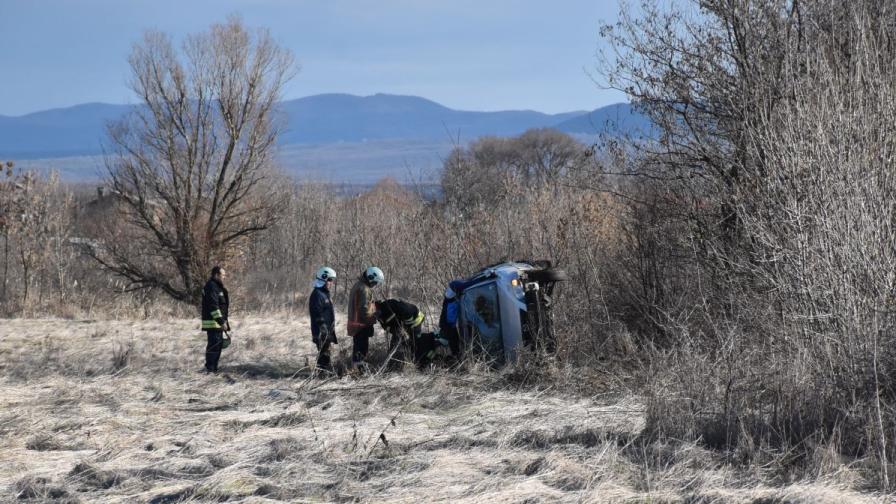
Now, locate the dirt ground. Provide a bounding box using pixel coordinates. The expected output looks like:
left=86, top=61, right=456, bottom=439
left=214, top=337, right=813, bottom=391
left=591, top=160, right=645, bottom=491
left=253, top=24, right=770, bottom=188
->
left=0, top=317, right=887, bottom=503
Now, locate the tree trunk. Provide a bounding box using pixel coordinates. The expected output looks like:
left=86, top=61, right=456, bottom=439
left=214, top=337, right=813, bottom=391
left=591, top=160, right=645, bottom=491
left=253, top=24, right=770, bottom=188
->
left=2, top=229, right=8, bottom=303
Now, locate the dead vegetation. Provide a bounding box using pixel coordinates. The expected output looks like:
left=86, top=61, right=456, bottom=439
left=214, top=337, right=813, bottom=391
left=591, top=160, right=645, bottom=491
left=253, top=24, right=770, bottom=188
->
left=0, top=318, right=886, bottom=503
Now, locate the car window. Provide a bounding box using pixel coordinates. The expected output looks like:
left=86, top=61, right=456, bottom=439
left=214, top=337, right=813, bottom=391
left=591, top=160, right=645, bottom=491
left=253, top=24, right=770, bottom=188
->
left=462, top=282, right=503, bottom=356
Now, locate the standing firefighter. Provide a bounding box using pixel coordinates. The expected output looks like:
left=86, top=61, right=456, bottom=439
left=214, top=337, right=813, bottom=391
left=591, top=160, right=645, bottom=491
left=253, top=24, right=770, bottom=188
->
left=309, top=266, right=337, bottom=372
left=200, top=266, right=230, bottom=373
left=347, top=266, right=384, bottom=370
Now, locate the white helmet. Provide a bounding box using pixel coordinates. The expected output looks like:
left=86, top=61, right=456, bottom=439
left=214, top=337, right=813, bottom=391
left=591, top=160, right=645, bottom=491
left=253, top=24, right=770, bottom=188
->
left=364, top=266, right=385, bottom=286
left=316, top=266, right=337, bottom=282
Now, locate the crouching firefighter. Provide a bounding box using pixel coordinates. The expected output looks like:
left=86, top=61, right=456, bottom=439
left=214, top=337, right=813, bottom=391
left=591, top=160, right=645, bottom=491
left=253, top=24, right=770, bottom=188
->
left=200, top=266, right=230, bottom=373
left=376, top=298, right=447, bottom=370
left=309, top=267, right=337, bottom=372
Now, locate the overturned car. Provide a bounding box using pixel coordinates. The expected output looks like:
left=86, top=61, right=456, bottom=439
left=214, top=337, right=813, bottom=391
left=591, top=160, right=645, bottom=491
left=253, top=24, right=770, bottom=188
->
left=450, top=260, right=567, bottom=365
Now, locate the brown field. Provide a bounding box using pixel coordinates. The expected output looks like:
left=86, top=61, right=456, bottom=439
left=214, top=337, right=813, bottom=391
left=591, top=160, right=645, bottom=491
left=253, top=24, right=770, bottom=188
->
left=0, top=317, right=886, bottom=503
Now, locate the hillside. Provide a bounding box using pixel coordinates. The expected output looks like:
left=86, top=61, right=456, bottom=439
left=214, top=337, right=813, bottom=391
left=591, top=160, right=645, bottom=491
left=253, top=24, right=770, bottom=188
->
left=0, top=103, right=128, bottom=158
left=554, top=102, right=654, bottom=137
left=0, top=94, right=641, bottom=160
left=277, top=93, right=589, bottom=144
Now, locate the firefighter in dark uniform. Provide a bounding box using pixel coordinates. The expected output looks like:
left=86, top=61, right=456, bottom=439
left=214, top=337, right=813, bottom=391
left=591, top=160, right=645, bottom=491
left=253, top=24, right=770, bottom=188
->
left=309, top=266, right=337, bottom=371
left=375, top=298, right=428, bottom=370
left=200, top=266, right=230, bottom=373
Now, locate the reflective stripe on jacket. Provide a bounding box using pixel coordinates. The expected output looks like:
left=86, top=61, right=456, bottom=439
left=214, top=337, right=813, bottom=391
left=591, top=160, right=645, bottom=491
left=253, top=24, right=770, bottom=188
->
left=200, top=278, right=229, bottom=331
left=405, top=311, right=425, bottom=328
left=379, top=298, right=424, bottom=329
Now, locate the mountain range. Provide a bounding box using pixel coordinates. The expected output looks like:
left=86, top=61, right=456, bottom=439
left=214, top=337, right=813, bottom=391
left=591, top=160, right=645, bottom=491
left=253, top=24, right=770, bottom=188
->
left=0, top=94, right=650, bottom=181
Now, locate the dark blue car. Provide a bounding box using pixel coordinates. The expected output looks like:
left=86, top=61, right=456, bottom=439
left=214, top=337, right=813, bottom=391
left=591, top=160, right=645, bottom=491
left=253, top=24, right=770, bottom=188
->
left=452, top=260, right=566, bottom=365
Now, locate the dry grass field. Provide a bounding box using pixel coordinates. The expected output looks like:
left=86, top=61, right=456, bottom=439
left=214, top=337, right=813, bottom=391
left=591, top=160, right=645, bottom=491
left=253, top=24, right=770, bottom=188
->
left=0, top=317, right=886, bottom=503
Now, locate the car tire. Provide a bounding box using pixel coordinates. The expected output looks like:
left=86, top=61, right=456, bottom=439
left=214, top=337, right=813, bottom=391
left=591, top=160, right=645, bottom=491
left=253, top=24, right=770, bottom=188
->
left=528, top=268, right=568, bottom=283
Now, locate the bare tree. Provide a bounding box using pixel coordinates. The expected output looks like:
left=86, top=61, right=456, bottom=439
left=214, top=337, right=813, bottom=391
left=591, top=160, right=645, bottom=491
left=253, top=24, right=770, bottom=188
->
left=441, top=129, right=587, bottom=210
left=14, top=172, right=72, bottom=309
left=598, top=0, right=896, bottom=487
left=0, top=166, right=75, bottom=313
left=0, top=161, right=19, bottom=304
left=512, top=128, right=583, bottom=183
left=95, top=17, right=296, bottom=303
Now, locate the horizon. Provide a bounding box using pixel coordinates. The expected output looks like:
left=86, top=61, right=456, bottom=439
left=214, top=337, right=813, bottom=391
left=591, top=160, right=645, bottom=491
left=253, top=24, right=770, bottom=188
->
left=0, top=0, right=626, bottom=116
left=0, top=91, right=626, bottom=119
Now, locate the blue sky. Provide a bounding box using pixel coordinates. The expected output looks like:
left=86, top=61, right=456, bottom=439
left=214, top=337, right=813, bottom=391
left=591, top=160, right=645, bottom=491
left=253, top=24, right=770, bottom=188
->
left=0, top=0, right=626, bottom=116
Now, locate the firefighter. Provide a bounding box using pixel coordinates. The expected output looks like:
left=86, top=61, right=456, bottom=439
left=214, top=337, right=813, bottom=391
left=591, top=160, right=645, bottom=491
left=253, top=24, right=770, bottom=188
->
left=375, top=298, right=425, bottom=370
left=346, top=266, right=384, bottom=370
left=376, top=298, right=454, bottom=369
left=309, top=266, right=337, bottom=372
left=200, top=265, right=230, bottom=373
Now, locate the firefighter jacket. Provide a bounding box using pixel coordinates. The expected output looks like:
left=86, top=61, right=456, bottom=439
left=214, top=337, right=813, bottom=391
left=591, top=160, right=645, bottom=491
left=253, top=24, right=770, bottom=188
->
left=378, top=299, right=425, bottom=330
left=201, top=278, right=229, bottom=331
left=347, top=278, right=376, bottom=336
left=309, top=285, right=336, bottom=342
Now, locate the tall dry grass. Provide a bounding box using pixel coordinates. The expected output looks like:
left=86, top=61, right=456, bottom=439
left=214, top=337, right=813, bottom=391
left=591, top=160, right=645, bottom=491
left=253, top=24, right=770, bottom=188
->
left=1, top=318, right=887, bottom=503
